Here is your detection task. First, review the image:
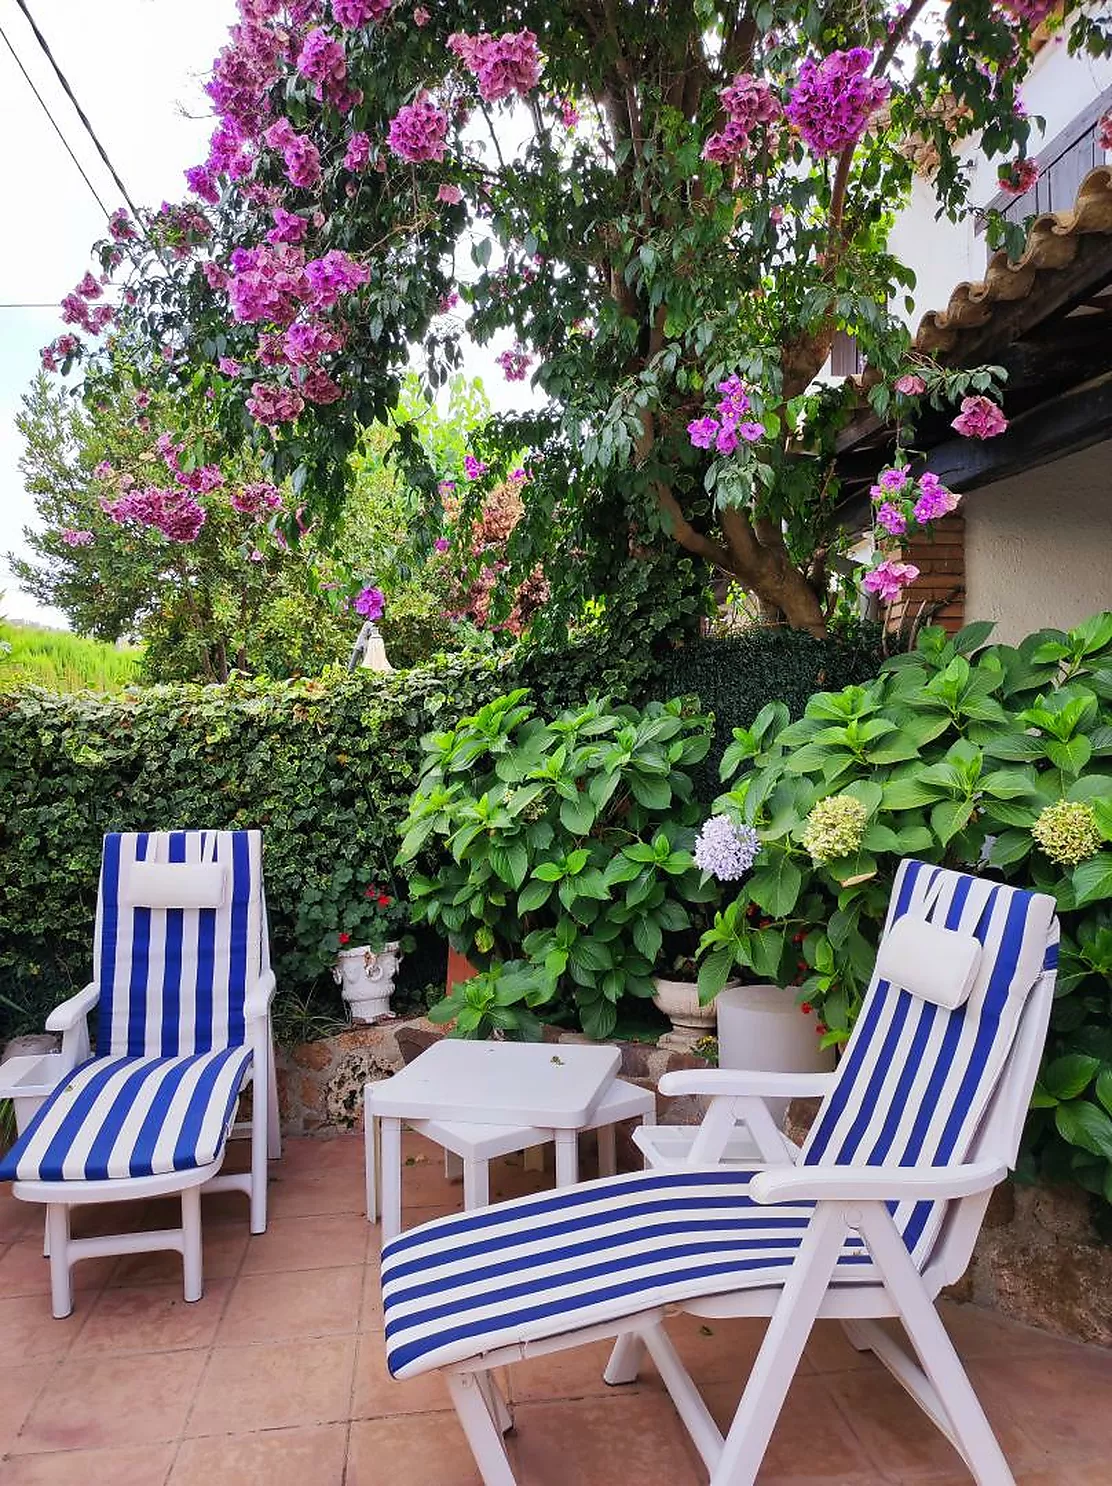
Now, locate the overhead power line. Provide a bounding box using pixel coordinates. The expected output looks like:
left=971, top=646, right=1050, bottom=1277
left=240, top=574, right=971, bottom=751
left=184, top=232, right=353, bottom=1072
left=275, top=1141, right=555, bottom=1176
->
left=11, top=0, right=144, bottom=224
left=0, top=20, right=113, bottom=220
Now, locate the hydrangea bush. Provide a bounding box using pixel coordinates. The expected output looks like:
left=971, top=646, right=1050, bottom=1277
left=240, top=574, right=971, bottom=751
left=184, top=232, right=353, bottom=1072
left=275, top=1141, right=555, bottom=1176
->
left=694, top=611, right=1112, bottom=1208
left=39, top=1, right=1112, bottom=636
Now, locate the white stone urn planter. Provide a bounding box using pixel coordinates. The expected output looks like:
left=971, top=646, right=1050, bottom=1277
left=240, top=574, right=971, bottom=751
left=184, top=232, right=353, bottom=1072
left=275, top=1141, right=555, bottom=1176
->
left=715, top=982, right=835, bottom=1124
left=652, top=976, right=737, bottom=1053
left=333, top=942, right=403, bottom=1024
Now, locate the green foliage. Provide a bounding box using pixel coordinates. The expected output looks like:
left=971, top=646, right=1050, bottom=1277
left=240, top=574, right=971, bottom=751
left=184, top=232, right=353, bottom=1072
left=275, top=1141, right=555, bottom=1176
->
left=0, top=621, right=140, bottom=693
left=399, top=691, right=719, bottom=1040
left=656, top=621, right=884, bottom=797
left=703, top=612, right=1112, bottom=1208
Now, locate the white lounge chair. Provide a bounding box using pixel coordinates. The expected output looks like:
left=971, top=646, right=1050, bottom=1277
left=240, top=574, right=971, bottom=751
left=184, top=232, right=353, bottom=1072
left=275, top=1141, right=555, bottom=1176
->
left=0, top=829, right=280, bottom=1317
left=379, top=859, right=1058, bottom=1486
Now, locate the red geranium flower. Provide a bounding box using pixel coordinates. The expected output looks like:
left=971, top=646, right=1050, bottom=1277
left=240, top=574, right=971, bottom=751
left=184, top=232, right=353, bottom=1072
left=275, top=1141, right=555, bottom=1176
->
left=338, top=932, right=350, bottom=945
left=378, top=894, right=391, bottom=906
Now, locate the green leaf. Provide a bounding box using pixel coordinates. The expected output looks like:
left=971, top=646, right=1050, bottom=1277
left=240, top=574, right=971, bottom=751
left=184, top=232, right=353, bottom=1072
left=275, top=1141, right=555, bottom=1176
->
left=490, top=839, right=529, bottom=890
left=1072, top=854, right=1112, bottom=907
left=697, top=947, right=735, bottom=1005
left=748, top=855, right=803, bottom=917
left=559, top=793, right=596, bottom=835
left=517, top=878, right=553, bottom=913
left=930, top=798, right=975, bottom=846
left=883, top=777, right=946, bottom=810
left=1042, top=1053, right=1100, bottom=1100
left=628, top=773, right=671, bottom=810
left=632, top=915, right=662, bottom=965
left=1055, top=1100, right=1112, bottom=1161
left=1095, top=1068, right=1112, bottom=1116
left=987, top=830, right=1032, bottom=869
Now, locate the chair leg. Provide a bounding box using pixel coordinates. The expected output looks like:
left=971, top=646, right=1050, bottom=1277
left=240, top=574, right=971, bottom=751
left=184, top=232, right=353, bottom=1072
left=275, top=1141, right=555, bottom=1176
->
left=45, top=1204, right=73, bottom=1320
left=250, top=1072, right=268, bottom=1235
left=365, top=1112, right=378, bottom=1225
left=447, top=1371, right=518, bottom=1486
left=463, top=1157, right=490, bottom=1210
left=181, top=1186, right=203, bottom=1303
left=597, top=1123, right=617, bottom=1178
left=604, top=1329, right=646, bottom=1385
left=380, top=1117, right=403, bottom=1240
left=477, top=1370, right=514, bottom=1435
left=711, top=1205, right=848, bottom=1486
left=858, top=1209, right=1015, bottom=1486
left=266, top=1033, right=282, bottom=1161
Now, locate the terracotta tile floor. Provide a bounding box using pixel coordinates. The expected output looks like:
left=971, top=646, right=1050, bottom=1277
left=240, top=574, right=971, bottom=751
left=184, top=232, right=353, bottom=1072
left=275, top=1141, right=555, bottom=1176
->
left=0, top=1131, right=1109, bottom=1485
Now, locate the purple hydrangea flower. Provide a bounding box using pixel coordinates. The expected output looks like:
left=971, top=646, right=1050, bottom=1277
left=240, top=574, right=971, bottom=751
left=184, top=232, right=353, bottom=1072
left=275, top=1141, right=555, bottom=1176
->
left=693, top=816, right=761, bottom=881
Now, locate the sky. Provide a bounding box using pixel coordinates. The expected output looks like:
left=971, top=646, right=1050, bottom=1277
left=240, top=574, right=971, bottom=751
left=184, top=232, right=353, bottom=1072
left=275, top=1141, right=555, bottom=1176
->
left=0, top=0, right=534, bottom=629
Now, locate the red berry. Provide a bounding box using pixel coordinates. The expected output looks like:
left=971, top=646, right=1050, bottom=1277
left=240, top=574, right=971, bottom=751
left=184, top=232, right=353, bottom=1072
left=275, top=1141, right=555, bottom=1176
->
left=816, top=1022, right=828, bottom=1035
left=800, top=1001, right=812, bottom=1015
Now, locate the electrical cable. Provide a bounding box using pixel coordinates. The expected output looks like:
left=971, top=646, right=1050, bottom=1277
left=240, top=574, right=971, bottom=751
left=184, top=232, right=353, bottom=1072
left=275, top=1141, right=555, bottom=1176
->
left=0, top=19, right=114, bottom=220
left=11, top=0, right=145, bottom=223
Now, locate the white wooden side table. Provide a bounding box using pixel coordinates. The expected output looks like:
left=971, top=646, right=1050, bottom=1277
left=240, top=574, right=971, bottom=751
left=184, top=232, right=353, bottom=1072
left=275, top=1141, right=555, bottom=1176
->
left=364, top=1039, right=625, bottom=1239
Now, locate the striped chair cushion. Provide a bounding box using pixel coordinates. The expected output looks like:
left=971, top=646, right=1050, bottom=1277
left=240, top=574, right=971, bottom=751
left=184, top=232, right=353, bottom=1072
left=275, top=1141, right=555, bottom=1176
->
left=96, top=831, right=264, bottom=1060
left=0, top=1047, right=253, bottom=1183
left=381, top=1169, right=872, bottom=1380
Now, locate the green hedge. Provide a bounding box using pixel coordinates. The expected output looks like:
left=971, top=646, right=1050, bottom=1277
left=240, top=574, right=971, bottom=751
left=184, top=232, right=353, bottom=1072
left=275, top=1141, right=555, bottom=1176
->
left=0, top=623, right=884, bottom=1044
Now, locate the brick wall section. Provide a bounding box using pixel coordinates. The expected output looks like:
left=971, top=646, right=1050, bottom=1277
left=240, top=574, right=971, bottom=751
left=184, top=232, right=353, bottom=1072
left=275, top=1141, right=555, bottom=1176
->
left=885, top=513, right=966, bottom=635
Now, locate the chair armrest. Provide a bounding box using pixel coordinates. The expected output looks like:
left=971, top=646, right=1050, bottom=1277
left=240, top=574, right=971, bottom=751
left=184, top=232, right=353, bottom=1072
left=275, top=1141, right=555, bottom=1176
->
left=749, top=1159, right=1008, bottom=1206
left=244, top=970, right=276, bottom=1023
left=657, top=1068, right=838, bottom=1099
left=45, top=983, right=99, bottom=1033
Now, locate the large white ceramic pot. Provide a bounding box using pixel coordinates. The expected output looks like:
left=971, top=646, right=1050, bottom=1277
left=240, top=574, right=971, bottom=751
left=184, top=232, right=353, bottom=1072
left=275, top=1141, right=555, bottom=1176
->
left=715, top=982, right=835, bottom=1124
left=652, top=976, right=734, bottom=1053
left=333, top=942, right=403, bottom=1024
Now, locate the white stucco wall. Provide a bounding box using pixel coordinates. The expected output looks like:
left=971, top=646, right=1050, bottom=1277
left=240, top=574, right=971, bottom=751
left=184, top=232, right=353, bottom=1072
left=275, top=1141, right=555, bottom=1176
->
left=964, top=442, right=1112, bottom=643
left=888, top=27, right=1112, bottom=331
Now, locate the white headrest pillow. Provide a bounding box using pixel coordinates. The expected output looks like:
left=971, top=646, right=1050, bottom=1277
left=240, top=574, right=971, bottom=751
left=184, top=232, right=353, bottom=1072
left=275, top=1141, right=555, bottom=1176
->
left=875, top=916, right=983, bottom=1010
left=121, top=860, right=228, bottom=911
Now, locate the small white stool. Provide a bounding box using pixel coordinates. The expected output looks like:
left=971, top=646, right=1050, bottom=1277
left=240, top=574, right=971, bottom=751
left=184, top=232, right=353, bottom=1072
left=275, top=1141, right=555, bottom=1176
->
left=366, top=1077, right=655, bottom=1238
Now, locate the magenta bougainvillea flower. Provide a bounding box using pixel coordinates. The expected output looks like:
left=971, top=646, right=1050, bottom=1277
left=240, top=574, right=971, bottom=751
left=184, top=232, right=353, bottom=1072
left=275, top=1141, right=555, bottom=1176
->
left=230, top=482, right=283, bottom=517
left=284, top=319, right=345, bottom=364
left=387, top=96, right=449, bottom=162
left=227, top=244, right=309, bottom=325
left=875, top=501, right=907, bottom=536
left=999, top=156, right=1039, bottom=195
left=434, top=536, right=450, bottom=552
left=951, top=396, right=1007, bottom=439
left=495, top=344, right=532, bottom=381
left=343, top=132, right=371, bottom=171
left=785, top=49, right=888, bottom=157
left=688, top=375, right=764, bottom=454
left=300, top=367, right=344, bottom=403
left=267, top=207, right=308, bottom=244
left=103, top=487, right=207, bottom=542
left=304, top=249, right=369, bottom=308
left=108, top=208, right=135, bottom=242
left=354, top=584, right=386, bottom=618
left=61, top=529, right=95, bottom=547
left=863, top=559, right=919, bottom=602
left=463, top=455, right=488, bottom=479
left=331, top=0, right=391, bottom=25
left=436, top=182, right=463, bottom=204
left=895, top=373, right=926, bottom=395
left=703, top=72, right=781, bottom=166
left=686, top=416, right=718, bottom=449
left=246, top=381, right=305, bottom=425
left=447, top=30, right=542, bottom=102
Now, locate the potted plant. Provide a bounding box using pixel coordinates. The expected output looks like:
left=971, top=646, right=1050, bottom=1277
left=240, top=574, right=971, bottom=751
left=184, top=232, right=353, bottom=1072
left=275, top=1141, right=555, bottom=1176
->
left=296, top=872, right=412, bottom=1024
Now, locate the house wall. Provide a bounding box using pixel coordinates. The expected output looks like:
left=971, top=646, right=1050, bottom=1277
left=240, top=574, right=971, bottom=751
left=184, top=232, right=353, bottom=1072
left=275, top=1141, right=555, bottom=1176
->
left=963, top=441, right=1112, bottom=643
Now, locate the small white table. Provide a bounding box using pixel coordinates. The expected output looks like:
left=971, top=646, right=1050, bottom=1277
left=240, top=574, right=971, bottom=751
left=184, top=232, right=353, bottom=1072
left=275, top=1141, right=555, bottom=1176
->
left=365, top=1039, right=623, bottom=1239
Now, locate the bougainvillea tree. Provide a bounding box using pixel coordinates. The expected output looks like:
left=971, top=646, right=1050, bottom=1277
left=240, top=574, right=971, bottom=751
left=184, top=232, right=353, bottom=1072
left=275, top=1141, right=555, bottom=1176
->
left=43, top=1, right=1112, bottom=634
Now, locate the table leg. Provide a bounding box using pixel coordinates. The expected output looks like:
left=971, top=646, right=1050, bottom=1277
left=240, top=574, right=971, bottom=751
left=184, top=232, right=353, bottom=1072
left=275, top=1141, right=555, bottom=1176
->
left=380, top=1116, right=403, bottom=1240
left=597, top=1122, right=617, bottom=1177
left=364, top=1109, right=377, bottom=1224
left=463, top=1157, right=489, bottom=1210
left=445, top=1149, right=464, bottom=1182
left=554, top=1129, right=579, bottom=1187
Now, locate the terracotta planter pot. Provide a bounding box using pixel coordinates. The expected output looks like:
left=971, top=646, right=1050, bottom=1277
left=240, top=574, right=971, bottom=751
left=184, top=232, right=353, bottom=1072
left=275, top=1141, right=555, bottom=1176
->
left=446, top=948, right=479, bottom=993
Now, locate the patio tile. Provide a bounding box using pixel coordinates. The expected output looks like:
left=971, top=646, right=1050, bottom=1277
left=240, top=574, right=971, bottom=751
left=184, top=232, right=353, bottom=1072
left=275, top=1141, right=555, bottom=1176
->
left=0, top=1362, right=54, bottom=1454
left=803, top=1319, right=886, bottom=1375
left=821, top=1365, right=1043, bottom=1479
left=507, top=1393, right=703, bottom=1486
left=216, top=1264, right=363, bottom=1345
left=0, top=1295, right=85, bottom=1362
left=71, top=1281, right=231, bottom=1356
left=654, top=1313, right=768, bottom=1385
left=267, top=1170, right=364, bottom=1218
left=352, top=1335, right=456, bottom=1417
left=12, top=1349, right=206, bottom=1452
left=108, top=1226, right=247, bottom=1286
left=506, top=1339, right=641, bottom=1402
left=0, top=1193, right=42, bottom=1244
left=347, top=1411, right=485, bottom=1486
left=185, top=1336, right=356, bottom=1435
left=239, top=1212, right=369, bottom=1273
left=966, top=1351, right=1112, bottom=1464
left=0, top=1240, right=113, bottom=1298
left=698, top=1374, right=880, bottom=1483
left=169, top=1422, right=347, bottom=1485
left=0, top=1443, right=177, bottom=1485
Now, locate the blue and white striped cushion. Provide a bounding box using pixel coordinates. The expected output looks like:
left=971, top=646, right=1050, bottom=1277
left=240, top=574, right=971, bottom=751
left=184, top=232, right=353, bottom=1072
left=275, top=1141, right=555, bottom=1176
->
left=381, top=862, right=1058, bottom=1380
left=381, top=1168, right=872, bottom=1380
left=96, top=830, right=264, bottom=1058
left=0, top=1047, right=252, bottom=1182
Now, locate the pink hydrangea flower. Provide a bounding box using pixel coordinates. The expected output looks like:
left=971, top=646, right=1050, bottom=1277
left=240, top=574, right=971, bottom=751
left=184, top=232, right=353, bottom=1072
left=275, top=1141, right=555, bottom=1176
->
left=344, top=132, right=371, bottom=170
left=61, top=529, right=95, bottom=547
left=387, top=96, right=449, bottom=163
left=999, top=157, right=1039, bottom=195
left=463, top=455, right=488, bottom=479
left=863, top=560, right=919, bottom=602
left=951, top=396, right=1007, bottom=439
left=447, top=30, right=542, bottom=102
left=895, top=373, right=926, bottom=395
left=785, top=49, right=889, bottom=157
left=331, top=0, right=390, bottom=24
left=246, top=381, right=305, bottom=425
left=436, top=182, right=463, bottom=204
